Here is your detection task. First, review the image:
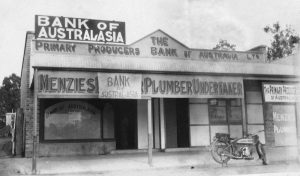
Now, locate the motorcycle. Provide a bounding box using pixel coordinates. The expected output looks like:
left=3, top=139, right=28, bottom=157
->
left=210, top=130, right=264, bottom=166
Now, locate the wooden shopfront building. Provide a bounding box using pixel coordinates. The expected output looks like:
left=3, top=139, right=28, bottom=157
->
left=20, top=16, right=300, bottom=165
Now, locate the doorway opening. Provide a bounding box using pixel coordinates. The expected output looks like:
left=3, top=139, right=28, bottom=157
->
left=114, top=100, right=137, bottom=150
left=164, top=98, right=190, bottom=148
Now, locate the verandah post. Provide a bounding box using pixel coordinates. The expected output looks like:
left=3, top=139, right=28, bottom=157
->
left=32, top=68, right=38, bottom=174
left=147, top=97, right=153, bottom=166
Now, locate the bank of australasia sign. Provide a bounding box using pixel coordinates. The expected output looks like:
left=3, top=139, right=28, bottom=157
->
left=35, top=15, right=126, bottom=44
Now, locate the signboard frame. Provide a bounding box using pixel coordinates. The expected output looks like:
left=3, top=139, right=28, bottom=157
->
left=35, top=15, right=126, bottom=44
left=262, top=82, right=299, bottom=103
left=36, top=70, right=244, bottom=99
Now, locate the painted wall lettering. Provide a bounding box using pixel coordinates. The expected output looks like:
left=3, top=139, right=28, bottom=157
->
left=273, top=105, right=297, bottom=146
left=38, top=73, right=99, bottom=94
left=150, top=36, right=178, bottom=57
left=88, top=44, right=140, bottom=56
left=35, top=41, right=76, bottom=53
left=199, top=51, right=238, bottom=61
left=184, top=50, right=191, bottom=58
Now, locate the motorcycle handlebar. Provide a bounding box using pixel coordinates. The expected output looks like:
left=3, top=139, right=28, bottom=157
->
left=246, top=130, right=264, bottom=137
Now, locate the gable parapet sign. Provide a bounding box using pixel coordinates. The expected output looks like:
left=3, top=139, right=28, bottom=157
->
left=35, top=15, right=126, bottom=44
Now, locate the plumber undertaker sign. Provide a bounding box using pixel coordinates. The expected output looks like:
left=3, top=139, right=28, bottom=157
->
left=35, top=15, right=126, bottom=44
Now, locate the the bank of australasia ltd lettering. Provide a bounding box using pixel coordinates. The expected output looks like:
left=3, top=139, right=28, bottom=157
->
left=38, top=74, right=99, bottom=94
left=142, top=77, right=243, bottom=96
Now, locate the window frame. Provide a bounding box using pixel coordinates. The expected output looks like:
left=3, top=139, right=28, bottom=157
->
left=39, top=99, right=115, bottom=143
left=208, top=99, right=243, bottom=125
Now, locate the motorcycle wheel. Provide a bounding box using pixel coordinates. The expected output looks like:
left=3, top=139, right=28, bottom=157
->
left=210, top=140, right=232, bottom=164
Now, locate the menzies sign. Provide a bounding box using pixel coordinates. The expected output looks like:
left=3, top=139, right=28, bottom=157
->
left=35, top=15, right=126, bottom=44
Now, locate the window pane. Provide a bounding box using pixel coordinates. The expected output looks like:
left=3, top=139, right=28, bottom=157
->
left=218, top=100, right=226, bottom=106
left=44, top=101, right=101, bottom=140
left=247, top=104, right=264, bottom=124
left=246, top=91, right=262, bottom=104
left=209, top=106, right=226, bottom=124
left=229, top=107, right=242, bottom=123
left=189, top=104, right=209, bottom=124
left=230, top=99, right=241, bottom=106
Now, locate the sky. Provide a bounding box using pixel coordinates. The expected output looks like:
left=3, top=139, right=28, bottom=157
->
left=0, top=0, right=299, bottom=82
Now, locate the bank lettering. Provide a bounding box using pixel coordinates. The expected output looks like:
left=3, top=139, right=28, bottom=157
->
left=107, top=75, right=130, bottom=88
left=150, top=37, right=178, bottom=57
left=99, top=74, right=140, bottom=99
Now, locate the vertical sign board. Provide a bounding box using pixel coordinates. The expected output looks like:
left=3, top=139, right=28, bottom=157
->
left=98, top=73, right=142, bottom=99
left=272, top=105, right=297, bottom=146
left=263, top=83, right=298, bottom=146
left=35, top=15, right=126, bottom=44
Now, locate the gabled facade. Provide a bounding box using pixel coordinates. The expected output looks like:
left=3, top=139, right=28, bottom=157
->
left=21, top=29, right=299, bottom=162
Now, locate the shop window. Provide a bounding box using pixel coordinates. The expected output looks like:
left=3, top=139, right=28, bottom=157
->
left=208, top=99, right=242, bottom=142
left=44, top=101, right=101, bottom=140
left=208, top=99, right=227, bottom=124
left=209, top=99, right=242, bottom=124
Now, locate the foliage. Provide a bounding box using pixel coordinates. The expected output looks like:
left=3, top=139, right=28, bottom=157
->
left=264, top=22, right=300, bottom=60
left=0, top=74, right=21, bottom=115
left=213, top=39, right=236, bottom=51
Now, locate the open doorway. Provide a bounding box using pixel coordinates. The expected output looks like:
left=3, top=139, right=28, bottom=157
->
left=114, top=100, right=137, bottom=150
left=165, top=98, right=190, bottom=148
